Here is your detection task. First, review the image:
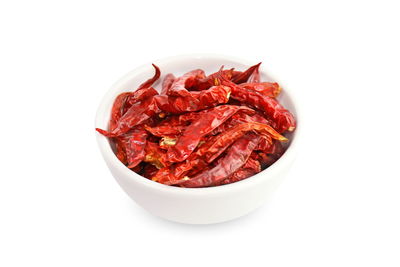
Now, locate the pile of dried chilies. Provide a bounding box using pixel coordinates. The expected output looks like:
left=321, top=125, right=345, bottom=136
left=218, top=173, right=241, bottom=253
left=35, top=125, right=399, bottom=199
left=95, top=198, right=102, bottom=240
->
left=96, top=63, right=296, bottom=188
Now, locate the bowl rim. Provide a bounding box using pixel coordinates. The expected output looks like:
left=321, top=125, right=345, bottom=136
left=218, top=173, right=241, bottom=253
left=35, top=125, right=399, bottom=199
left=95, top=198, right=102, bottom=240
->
left=95, top=53, right=300, bottom=195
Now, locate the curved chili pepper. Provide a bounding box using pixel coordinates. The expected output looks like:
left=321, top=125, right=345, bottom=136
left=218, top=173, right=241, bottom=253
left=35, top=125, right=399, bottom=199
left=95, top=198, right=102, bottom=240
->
left=96, top=96, right=160, bottom=137
left=165, top=121, right=284, bottom=181
left=167, top=69, right=205, bottom=96
left=161, top=73, right=175, bottom=95
left=109, top=92, right=132, bottom=131
left=166, top=105, right=254, bottom=163
left=203, top=122, right=286, bottom=163
left=211, top=111, right=272, bottom=135
left=188, top=68, right=235, bottom=91
left=126, top=87, right=158, bottom=106
left=154, top=85, right=231, bottom=114
left=231, top=62, right=261, bottom=84
left=240, top=82, right=281, bottom=98
left=177, top=133, right=261, bottom=187
left=137, top=64, right=161, bottom=91
left=220, top=77, right=295, bottom=133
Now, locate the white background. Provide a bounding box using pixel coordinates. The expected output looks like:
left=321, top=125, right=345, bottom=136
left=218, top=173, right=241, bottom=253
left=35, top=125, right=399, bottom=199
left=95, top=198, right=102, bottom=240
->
left=1, top=0, right=399, bottom=266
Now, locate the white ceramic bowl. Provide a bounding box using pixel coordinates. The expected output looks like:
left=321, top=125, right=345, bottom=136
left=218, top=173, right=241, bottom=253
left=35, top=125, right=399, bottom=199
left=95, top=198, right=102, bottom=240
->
left=95, top=54, right=299, bottom=224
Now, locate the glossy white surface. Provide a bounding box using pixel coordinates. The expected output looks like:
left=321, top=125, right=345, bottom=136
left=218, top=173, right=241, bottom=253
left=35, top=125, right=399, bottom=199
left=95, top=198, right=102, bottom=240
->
left=95, top=54, right=299, bottom=224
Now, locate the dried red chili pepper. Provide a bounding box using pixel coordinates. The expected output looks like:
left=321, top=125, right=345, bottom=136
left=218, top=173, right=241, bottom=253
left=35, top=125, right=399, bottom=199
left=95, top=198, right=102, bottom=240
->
left=211, top=111, right=271, bottom=135
left=159, top=121, right=285, bottom=182
left=218, top=157, right=261, bottom=185
left=177, top=133, right=261, bottom=187
left=144, top=111, right=203, bottom=137
left=136, top=64, right=161, bottom=92
left=202, top=122, right=286, bottom=163
left=96, top=96, right=160, bottom=137
left=120, top=127, right=148, bottom=168
left=109, top=92, right=132, bottom=132
left=231, top=62, right=261, bottom=84
left=126, top=87, right=158, bottom=106
left=112, top=128, right=148, bottom=167
left=153, top=85, right=231, bottom=114
left=167, top=69, right=205, bottom=96
left=161, top=73, right=175, bottom=95
left=166, top=105, right=254, bottom=163
left=114, top=136, right=128, bottom=164
left=125, top=64, right=160, bottom=106
left=220, top=77, right=295, bottom=133
left=240, top=82, right=281, bottom=98
left=188, top=68, right=235, bottom=91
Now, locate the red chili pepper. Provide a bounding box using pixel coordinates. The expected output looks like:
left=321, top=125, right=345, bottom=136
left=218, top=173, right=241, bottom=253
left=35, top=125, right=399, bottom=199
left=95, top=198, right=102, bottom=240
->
left=114, top=136, right=128, bottom=164
left=177, top=133, right=261, bottom=187
left=161, top=73, right=175, bottom=95
left=136, top=64, right=161, bottom=91
left=166, top=105, right=254, bottom=163
left=96, top=96, right=160, bottom=137
left=202, top=122, right=286, bottom=163
left=153, top=85, right=231, bottom=114
left=188, top=67, right=236, bottom=91
left=125, top=64, right=160, bottom=106
left=240, top=82, right=281, bottom=98
left=166, top=121, right=285, bottom=181
left=123, top=127, right=148, bottom=168
left=218, top=157, right=261, bottom=185
left=211, top=111, right=272, bottom=135
left=167, top=69, right=205, bottom=96
left=220, top=77, right=295, bottom=133
left=126, top=87, right=158, bottom=106
left=109, top=92, right=132, bottom=132
left=151, top=167, right=179, bottom=184
left=231, top=62, right=261, bottom=84
left=144, top=111, right=203, bottom=137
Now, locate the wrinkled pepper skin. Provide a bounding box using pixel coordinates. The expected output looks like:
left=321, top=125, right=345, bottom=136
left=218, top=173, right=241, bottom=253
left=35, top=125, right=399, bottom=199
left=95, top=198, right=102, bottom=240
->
left=154, top=85, right=231, bottom=114
left=166, top=105, right=254, bottom=163
left=221, top=77, right=295, bottom=133
left=178, top=133, right=261, bottom=187
left=218, top=157, right=261, bottom=185
left=109, top=92, right=132, bottom=132
left=167, top=69, right=205, bottom=96
left=240, top=82, right=281, bottom=98
left=161, top=73, right=175, bottom=95
left=96, top=96, right=160, bottom=137
left=124, top=127, right=148, bottom=168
